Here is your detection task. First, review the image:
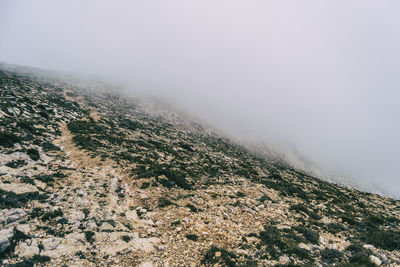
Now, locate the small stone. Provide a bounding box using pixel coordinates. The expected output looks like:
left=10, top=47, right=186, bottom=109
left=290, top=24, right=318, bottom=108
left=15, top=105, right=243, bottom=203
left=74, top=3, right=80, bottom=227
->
left=157, top=245, right=167, bottom=251
left=298, top=243, right=311, bottom=251
left=235, top=249, right=248, bottom=255
left=139, top=262, right=153, bottom=267
left=215, top=251, right=222, bottom=257
left=142, top=219, right=154, bottom=225
left=140, top=208, right=148, bottom=213
left=279, top=255, right=290, bottom=264
left=369, top=255, right=382, bottom=266
left=363, top=244, right=375, bottom=250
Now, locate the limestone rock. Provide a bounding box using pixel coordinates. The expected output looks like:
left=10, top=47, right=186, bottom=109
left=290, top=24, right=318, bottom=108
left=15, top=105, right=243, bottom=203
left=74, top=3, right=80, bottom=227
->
left=139, top=262, right=153, bottom=267
left=0, top=183, right=38, bottom=194
left=67, top=210, right=85, bottom=223
left=42, top=237, right=62, bottom=251
left=0, top=208, right=26, bottom=224
left=369, top=255, right=382, bottom=266
left=363, top=244, right=375, bottom=250
left=15, top=239, right=39, bottom=257
left=0, top=228, right=13, bottom=253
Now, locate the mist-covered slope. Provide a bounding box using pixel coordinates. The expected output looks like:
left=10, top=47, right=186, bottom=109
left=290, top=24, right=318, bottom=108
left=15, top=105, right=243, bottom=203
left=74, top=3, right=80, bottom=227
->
left=0, top=63, right=399, bottom=266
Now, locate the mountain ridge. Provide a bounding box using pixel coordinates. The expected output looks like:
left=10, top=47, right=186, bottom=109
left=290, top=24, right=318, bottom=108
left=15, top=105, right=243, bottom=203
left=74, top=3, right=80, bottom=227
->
left=0, top=63, right=399, bottom=266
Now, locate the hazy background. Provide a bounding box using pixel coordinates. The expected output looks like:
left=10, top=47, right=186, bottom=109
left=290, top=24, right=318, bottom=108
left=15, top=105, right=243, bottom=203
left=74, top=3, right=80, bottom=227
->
left=1, top=0, right=399, bottom=198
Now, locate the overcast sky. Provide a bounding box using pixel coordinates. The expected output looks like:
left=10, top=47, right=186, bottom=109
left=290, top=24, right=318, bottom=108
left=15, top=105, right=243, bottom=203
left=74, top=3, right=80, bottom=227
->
left=1, top=1, right=399, bottom=198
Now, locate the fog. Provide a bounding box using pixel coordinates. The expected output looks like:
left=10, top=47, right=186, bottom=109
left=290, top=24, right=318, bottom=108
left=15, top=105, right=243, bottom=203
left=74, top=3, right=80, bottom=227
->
left=1, top=1, right=399, bottom=198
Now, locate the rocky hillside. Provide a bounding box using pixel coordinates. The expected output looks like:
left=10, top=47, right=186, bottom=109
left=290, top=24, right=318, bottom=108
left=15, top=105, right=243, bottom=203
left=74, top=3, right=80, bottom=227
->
left=0, top=63, right=399, bottom=266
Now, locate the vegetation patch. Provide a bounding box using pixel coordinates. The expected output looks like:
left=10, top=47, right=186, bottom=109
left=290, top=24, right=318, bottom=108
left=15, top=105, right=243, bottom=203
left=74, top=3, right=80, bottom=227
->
left=0, top=132, right=20, bottom=148
left=158, top=198, right=174, bottom=208
left=85, top=231, right=96, bottom=244
left=26, top=148, right=40, bottom=160
left=201, top=245, right=237, bottom=267
left=320, top=248, right=342, bottom=264
left=186, top=234, right=199, bottom=241
left=121, top=235, right=131, bottom=243
left=5, top=160, right=27, bottom=169
left=0, top=189, right=41, bottom=209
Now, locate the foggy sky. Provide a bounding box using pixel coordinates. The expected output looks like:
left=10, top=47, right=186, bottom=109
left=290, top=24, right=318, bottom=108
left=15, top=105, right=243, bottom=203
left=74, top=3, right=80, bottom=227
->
left=1, top=1, right=399, bottom=198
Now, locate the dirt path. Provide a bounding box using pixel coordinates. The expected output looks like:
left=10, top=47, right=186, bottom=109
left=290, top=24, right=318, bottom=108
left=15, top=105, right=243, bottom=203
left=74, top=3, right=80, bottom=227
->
left=46, top=123, right=158, bottom=265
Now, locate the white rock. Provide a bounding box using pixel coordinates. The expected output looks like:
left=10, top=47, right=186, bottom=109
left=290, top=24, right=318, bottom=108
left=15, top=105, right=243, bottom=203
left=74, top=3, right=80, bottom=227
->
left=0, top=208, right=26, bottom=224
left=85, top=220, right=97, bottom=230
left=369, top=255, right=382, bottom=266
left=0, top=183, right=38, bottom=194
left=235, top=249, right=249, bottom=255
left=0, top=228, right=13, bottom=253
left=42, top=237, right=62, bottom=250
left=363, top=244, right=375, bottom=250
left=142, top=219, right=154, bottom=225
left=139, top=262, right=153, bottom=267
left=15, top=240, right=39, bottom=257
left=16, top=224, right=31, bottom=234
left=41, top=233, right=86, bottom=258
left=68, top=210, right=85, bottom=222
left=125, top=210, right=139, bottom=221
left=279, top=255, right=290, bottom=264
left=298, top=243, right=311, bottom=250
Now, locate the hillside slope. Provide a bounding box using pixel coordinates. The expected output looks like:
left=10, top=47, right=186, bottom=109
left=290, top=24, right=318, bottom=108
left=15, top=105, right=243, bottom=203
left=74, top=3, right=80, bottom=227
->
left=0, top=63, right=399, bottom=266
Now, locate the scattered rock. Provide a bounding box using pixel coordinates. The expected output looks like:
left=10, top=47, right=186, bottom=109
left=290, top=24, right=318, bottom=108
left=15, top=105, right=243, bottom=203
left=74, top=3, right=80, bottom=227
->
left=363, top=244, right=375, bottom=250
left=68, top=210, right=85, bottom=223
left=139, top=262, right=153, bottom=267
left=369, top=255, right=382, bottom=266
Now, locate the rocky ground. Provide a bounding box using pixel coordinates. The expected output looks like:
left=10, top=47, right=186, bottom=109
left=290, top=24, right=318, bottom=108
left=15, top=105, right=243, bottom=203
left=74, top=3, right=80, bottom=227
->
left=0, top=62, right=399, bottom=266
